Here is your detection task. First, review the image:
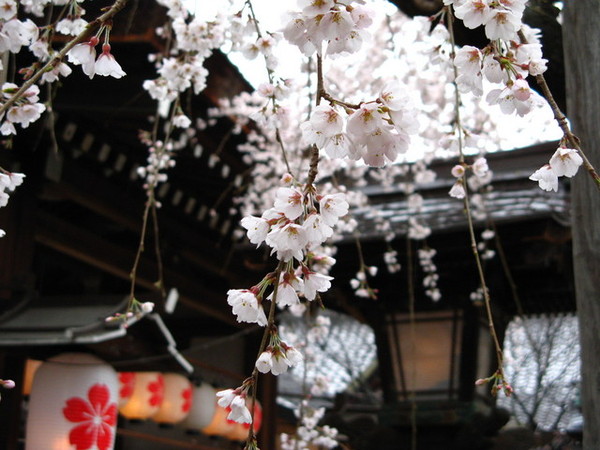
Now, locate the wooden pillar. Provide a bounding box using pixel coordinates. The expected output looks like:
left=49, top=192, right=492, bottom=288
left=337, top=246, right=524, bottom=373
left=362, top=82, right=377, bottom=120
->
left=563, top=3, right=600, bottom=448
left=0, top=353, right=25, bottom=450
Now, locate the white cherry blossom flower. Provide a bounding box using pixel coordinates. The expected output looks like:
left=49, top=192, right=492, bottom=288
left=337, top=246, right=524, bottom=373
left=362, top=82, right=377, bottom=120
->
left=270, top=350, right=292, bottom=376
left=285, top=346, right=304, bottom=366
left=256, top=351, right=274, bottom=373
left=227, top=289, right=268, bottom=326
left=347, top=102, right=382, bottom=136
left=510, top=79, right=531, bottom=102
left=449, top=180, right=466, bottom=198
left=472, top=157, right=489, bottom=177
left=454, top=1, right=494, bottom=29
left=241, top=215, right=270, bottom=247
left=274, top=187, right=304, bottom=220
left=216, top=389, right=237, bottom=408
left=303, top=213, right=333, bottom=247
left=41, top=62, right=72, bottom=84
left=529, top=164, right=558, bottom=192
left=549, top=147, right=583, bottom=177
left=451, top=164, right=466, bottom=178
left=302, top=270, right=333, bottom=301
left=67, top=37, right=98, bottom=78
left=271, top=274, right=303, bottom=307
left=228, top=394, right=252, bottom=423
left=0, top=0, right=17, bottom=21
left=309, top=104, right=344, bottom=137
left=56, top=17, right=88, bottom=36
left=94, top=44, right=126, bottom=79
left=266, top=222, right=308, bottom=262
left=484, top=9, right=521, bottom=41
left=319, top=193, right=349, bottom=226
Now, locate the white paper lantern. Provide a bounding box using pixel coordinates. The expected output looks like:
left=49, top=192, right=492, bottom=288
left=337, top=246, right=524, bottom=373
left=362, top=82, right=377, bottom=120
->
left=183, top=383, right=217, bottom=432
left=118, top=372, right=164, bottom=420
left=25, top=353, right=119, bottom=450
left=201, top=403, right=237, bottom=437
left=151, top=373, right=192, bottom=424
left=117, top=372, right=136, bottom=408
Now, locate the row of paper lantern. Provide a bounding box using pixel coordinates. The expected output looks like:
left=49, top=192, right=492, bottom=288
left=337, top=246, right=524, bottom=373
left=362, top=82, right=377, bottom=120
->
left=24, top=354, right=262, bottom=450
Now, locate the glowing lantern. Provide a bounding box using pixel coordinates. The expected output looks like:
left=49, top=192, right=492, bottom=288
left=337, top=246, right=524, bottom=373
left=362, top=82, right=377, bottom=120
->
left=22, top=359, right=42, bottom=396
left=117, top=372, right=136, bottom=408
left=183, top=383, right=217, bottom=432
left=201, top=403, right=236, bottom=437
left=151, top=373, right=193, bottom=424
left=119, top=372, right=164, bottom=420
left=25, top=353, right=119, bottom=450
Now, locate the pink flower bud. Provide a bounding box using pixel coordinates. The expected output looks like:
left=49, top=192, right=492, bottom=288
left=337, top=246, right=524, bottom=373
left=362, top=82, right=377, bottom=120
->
left=1, top=379, right=15, bottom=389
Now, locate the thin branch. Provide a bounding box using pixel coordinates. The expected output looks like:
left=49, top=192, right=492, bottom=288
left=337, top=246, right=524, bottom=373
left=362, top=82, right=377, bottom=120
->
left=518, top=29, right=600, bottom=190
left=447, top=7, right=505, bottom=377
left=0, top=0, right=130, bottom=116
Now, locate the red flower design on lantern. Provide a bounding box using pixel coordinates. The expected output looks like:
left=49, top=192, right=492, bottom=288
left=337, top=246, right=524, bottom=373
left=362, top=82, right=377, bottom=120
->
left=147, top=374, right=164, bottom=407
left=118, top=372, right=135, bottom=400
left=182, top=386, right=192, bottom=413
left=63, top=383, right=117, bottom=450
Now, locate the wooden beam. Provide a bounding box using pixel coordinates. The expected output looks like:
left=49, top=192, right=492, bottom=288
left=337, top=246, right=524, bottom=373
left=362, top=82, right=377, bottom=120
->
left=46, top=158, right=235, bottom=281
left=34, top=212, right=237, bottom=326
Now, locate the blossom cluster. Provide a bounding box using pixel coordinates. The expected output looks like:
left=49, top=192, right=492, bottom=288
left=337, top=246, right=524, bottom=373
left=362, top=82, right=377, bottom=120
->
left=418, top=247, right=441, bottom=302
left=449, top=156, right=490, bottom=199
left=227, top=181, right=347, bottom=326
left=300, top=83, right=419, bottom=167
left=241, top=182, right=348, bottom=263
left=477, top=228, right=496, bottom=261
left=256, top=328, right=303, bottom=376
left=349, top=266, right=378, bottom=299
left=142, top=4, right=226, bottom=111
left=529, top=146, right=583, bottom=192
left=283, top=0, right=375, bottom=57
left=216, top=386, right=253, bottom=424
left=0, top=1, right=130, bottom=141
left=0, top=84, right=45, bottom=135
left=104, top=298, right=155, bottom=325
left=445, top=0, right=549, bottom=118
left=136, top=135, right=177, bottom=200
left=0, top=171, right=25, bottom=237
left=68, top=38, right=126, bottom=80
left=280, top=403, right=339, bottom=450
left=447, top=0, right=527, bottom=42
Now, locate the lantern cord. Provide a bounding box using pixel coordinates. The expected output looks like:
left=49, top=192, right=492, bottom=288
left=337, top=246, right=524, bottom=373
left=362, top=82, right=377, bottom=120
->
left=149, top=314, right=194, bottom=374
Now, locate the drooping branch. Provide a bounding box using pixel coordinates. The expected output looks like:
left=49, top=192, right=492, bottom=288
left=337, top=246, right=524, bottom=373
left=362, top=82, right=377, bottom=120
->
left=0, top=0, right=130, bottom=116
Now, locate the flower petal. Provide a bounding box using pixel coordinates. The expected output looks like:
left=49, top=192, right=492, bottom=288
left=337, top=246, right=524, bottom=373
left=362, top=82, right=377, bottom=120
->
left=88, top=383, right=110, bottom=414
left=69, top=423, right=96, bottom=450
left=97, top=422, right=114, bottom=450
left=64, top=397, right=94, bottom=423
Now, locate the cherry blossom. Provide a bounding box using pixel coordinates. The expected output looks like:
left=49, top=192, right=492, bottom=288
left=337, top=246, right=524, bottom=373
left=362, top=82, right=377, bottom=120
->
left=449, top=179, right=466, bottom=199
left=67, top=36, right=99, bottom=78
left=529, top=164, right=559, bottom=192
left=227, top=289, right=268, bottom=326
left=549, top=147, right=583, bottom=178
left=301, top=269, right=333, bottom=301
left=216, top=389, right=252, bottom=424
left=94, top=44, right=126, bottom=79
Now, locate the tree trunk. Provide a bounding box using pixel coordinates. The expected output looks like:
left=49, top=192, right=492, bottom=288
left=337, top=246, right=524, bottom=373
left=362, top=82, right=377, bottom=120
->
left=563, top=3, right=600, bottom=448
